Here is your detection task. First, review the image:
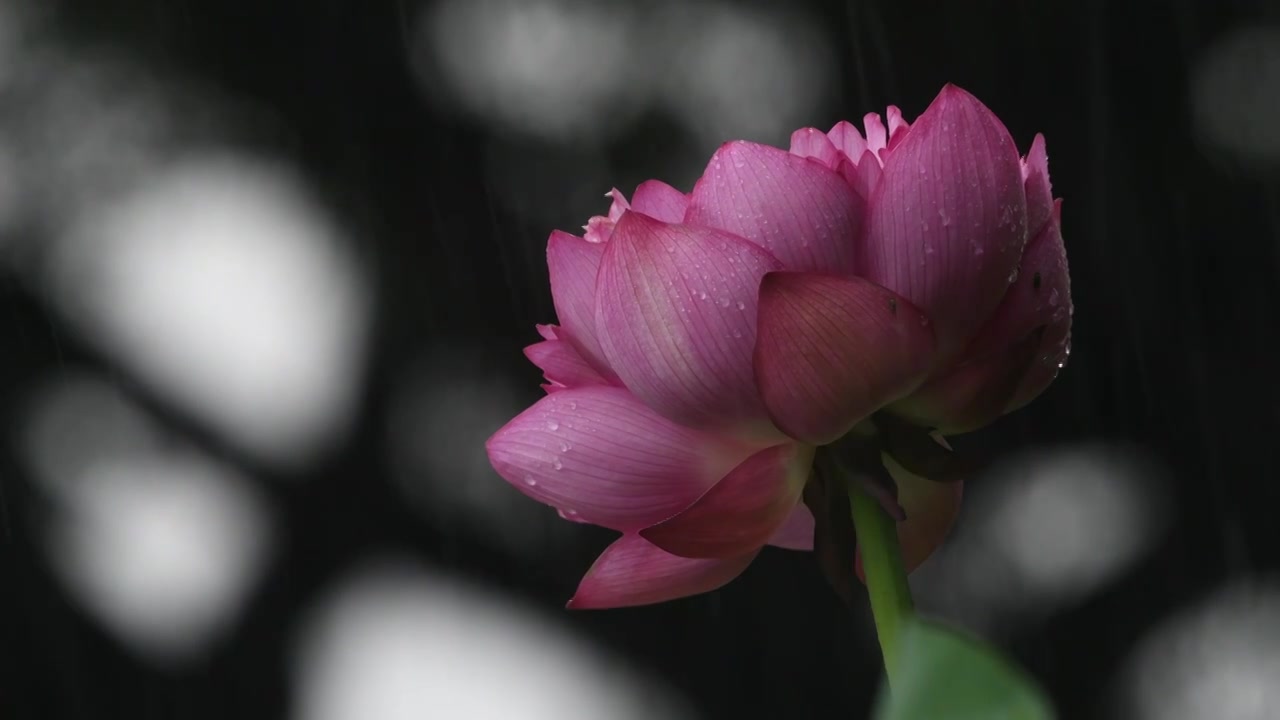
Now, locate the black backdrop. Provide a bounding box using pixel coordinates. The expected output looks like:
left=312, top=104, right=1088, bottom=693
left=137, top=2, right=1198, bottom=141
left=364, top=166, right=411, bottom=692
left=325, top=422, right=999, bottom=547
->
left=3, top=1, right=1280, bottom=718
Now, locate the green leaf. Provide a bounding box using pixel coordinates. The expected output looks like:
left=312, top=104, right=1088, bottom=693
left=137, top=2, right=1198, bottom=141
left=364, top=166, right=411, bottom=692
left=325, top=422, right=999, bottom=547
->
left=873, top=618, right=1055, bottom=720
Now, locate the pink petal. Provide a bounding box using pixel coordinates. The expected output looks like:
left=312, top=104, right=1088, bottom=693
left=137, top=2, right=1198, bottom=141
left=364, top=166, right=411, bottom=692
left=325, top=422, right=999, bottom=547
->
left=594, top=212, right=782, bottom=437
left=889, top=330, right=1039, bottom=434
left=1022, top=133, right=1053, bottom=238
left=858, top=84, right=1028, bottom=359
left=886, top=105, right=910, bottom=148
left=891, top=207, right=1071, bottom=431
left=828, top=120, right=869, bottom=164
left=789, top=127, right=842, bottom=168
left=753, top=272, right=937, bottom=445
left=1004, top=211, right=1072, bottom=412
left=864, top=112, right=888, bottom=154
left=604, top=188, right=629, bottom=221
left=838, top=148, right=885, bottom=202
left=630, top=180, right=688, bottom=223
left=767, top=504, right=815, bottom=551
left=535, top=323, right=559, bottom=341
left=524, top=338, right=609, bottom=391
left=583, top=188, right=631, bottom=244
left=1007, top=321, right=1070, bottom=413
left=641, top=443, right=815, bottom=559
left=485, top=386, right=749, bottom=531
left=567, top=535, right=757, bottom=609
left=856, top=454, right=963, bottom=579
left=972, top=208, right=1072, bottom=404
left=546, top=230, right=616, bottom=380
left=685, top=140, right=863, bottom=275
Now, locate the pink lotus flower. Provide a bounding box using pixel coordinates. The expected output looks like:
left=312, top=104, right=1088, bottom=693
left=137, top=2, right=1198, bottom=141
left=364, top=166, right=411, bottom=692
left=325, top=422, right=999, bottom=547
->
left=486, top=84, right=1071, bottom=609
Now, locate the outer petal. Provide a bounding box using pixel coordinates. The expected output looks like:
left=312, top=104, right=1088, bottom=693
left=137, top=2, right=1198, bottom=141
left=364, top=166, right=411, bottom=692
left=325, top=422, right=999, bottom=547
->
left=976, top=208, right=1073, bottom=409
left=486, top=387, right=749, bottom=531
left=595, top=212, right=782, bottom=437
left=567, top=535, right=757, bottom=609
left=1022, top=133, right=1053, bottom=238
left=1007, top=321, right=1070, bottom=412
left=754, top=272, right=937, bottom=445
left=984, top=202, right=1071, bottom=350
left=685, top=140, right=862, bottom=274
left=547, top=231, right=615, bottom=379
left=892, top=209, right=1070, bottom=432
left=630, top=180, right=688, bottom=223
left=789, top=127, right=842, bottom=168
left=859, top=84, right=1028, bottom=359
left=642, top=443, right=815, bottom=559
left=856, top=454, right=963, bottom=579
left=524, top=338, right=609, bottom=391
left=767, top=504, right=815, bottom=551
left=889, top=330, right=1038, bottom=434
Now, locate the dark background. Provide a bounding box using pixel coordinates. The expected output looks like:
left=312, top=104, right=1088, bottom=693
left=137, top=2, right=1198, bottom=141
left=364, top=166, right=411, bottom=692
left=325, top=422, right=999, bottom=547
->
left=3, top=0, right=1279, bottom=718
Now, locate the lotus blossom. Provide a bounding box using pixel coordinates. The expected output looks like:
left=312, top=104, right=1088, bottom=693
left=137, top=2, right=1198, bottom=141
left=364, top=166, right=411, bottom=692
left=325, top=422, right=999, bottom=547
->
left=486, top=84, right=1071, bottom=609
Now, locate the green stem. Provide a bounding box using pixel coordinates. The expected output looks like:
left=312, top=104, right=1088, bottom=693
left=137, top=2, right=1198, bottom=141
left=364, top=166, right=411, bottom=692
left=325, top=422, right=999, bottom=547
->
left=848, top=482, right=914, bottom=687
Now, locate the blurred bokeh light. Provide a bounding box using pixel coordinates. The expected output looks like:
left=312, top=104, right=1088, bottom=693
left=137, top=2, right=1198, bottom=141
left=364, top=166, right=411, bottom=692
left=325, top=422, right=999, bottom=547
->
left=1121, top=580, right=1280, bottom=720
left=21, top=374, right=273, bottom=663
left=46, top=154, right=371, bottom=469
left=1192, top=25, right=1280, bottom=166
left=912, top=444, right=1170, bottom=635
left=292, top=560, right=695, bottom=720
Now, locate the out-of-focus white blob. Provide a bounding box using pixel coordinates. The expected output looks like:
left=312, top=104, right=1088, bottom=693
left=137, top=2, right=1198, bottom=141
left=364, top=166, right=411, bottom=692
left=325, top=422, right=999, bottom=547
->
left=417, top=0, right=640, bottom=144
left=46, top=155, right=371, bottom=469
left=1192, top=26, right=1280, bottom=165
left=649, top=3, right=830, bottom=149
left=293, top=561, right=695, bottom=720
left=386, top=350, right=574, bottom=553
left=1121, top=581, right=1280, bottom=720
left=22, top=374, right=273, bottom=664
left=0, top=51, right=207, bottom=253
left=912, top=444, right=1168, bottom=635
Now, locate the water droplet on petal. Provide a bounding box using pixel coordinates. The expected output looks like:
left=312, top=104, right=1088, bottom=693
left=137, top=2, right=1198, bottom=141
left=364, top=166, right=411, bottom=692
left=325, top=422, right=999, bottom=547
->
left=718, top=297, right=731, bottom=308
left=736, top=301, right=746, bottom=310
left=551, top=458, right=563, bottom=470
left=546, top=418, right=560, bottom=431
left=523, top=475, right=538, bottom=487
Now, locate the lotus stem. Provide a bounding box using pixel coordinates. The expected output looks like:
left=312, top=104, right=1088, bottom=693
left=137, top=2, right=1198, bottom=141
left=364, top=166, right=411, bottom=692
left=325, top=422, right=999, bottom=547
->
left=848, top=481, right=914, bottom=688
